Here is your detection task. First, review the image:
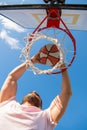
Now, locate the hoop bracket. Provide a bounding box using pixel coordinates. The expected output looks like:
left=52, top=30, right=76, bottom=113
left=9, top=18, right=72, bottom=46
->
left=46, top=8, right=61, bottom=28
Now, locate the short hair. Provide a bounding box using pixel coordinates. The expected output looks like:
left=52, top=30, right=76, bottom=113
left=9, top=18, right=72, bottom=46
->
left=21, top=91, right=42, bottom=108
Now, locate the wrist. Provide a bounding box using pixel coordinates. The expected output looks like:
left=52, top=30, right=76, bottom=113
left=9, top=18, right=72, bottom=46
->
left=25, top=61, right=30, bottom=70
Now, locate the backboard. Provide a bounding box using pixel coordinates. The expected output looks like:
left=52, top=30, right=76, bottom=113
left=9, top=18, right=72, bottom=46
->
left=0, top=4, right=87, bottom=30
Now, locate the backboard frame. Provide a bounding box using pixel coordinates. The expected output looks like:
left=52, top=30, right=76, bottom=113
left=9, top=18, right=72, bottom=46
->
left=0, top=4, right=87, bottom=30
left=0, top=4, right=87, bottom=10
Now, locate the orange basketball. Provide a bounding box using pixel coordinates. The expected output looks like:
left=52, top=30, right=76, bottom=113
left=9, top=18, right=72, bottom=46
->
left=39, top=44, right=60, bottom=66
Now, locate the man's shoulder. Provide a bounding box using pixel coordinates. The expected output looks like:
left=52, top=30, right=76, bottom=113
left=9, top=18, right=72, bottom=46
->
left=0, top=96, right=17, bottom=106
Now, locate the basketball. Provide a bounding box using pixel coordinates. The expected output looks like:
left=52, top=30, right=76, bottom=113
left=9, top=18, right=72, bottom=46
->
left=39, top=44, right=60, bottom=66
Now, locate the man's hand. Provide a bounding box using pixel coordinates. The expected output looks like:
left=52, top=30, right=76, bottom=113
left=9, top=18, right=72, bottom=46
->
left=31, top=53, right=40, bottom=64
left=57, top=63, right=67, bottom=72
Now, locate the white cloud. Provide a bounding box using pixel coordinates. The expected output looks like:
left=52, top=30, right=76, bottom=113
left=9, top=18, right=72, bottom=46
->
left=0, top=15, right=26, bottom=50
left=0, top=30, right=21, bottom=49
left=0, top=15, right=25, bottom=32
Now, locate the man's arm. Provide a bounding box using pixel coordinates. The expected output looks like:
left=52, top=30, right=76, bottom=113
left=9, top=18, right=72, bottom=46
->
left=50, top=70, right=72, bottom=123
left=0, top=62, right=27, bottom=103
left=0, top=54, right=39, bottom=103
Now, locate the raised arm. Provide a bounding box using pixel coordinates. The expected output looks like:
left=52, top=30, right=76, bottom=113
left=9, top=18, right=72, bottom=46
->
left=50, top=69, right=72, bottom=124
left=0, top=62, right=27, bottom=103
left=0, top=53, right=39, bottom=103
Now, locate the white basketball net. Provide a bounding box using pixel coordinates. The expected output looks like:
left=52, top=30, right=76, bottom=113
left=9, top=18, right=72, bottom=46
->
left=20, top=32, right=64, bottom=74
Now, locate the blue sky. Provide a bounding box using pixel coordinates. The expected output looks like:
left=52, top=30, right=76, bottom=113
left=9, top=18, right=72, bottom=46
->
left=0, top=0, right=87, bottom=130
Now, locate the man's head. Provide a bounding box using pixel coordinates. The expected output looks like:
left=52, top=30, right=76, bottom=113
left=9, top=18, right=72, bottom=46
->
left=21, top=91, right=42, bottom=109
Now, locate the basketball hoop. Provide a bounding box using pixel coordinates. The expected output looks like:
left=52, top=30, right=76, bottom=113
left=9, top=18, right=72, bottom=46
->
left=20, top=8, right=76, bottom=75
left=20, top=32, right=64, bottom=74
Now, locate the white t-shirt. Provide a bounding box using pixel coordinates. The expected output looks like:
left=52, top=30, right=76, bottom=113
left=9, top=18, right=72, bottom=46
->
left=0, top=96, right=56, bottom=130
